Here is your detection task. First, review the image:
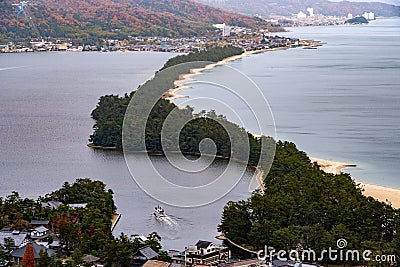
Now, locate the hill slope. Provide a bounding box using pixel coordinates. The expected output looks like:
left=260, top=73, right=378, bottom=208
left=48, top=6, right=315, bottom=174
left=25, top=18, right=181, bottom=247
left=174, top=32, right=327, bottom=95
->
left=0, top=0, right=267, bottom=42
left=196, top=0, right=400, bottom=17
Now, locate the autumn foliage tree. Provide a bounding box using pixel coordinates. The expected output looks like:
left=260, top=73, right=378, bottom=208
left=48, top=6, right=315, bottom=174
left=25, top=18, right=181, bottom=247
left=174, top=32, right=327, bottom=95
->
left=21, top=243, right=35, bottom=267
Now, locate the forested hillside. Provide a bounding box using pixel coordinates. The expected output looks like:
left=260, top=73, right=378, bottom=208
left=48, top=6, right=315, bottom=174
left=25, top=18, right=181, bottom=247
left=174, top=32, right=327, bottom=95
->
left=219, top=141, right=400, bottom=263
left=0, top=0, right=268, bottom=42
left=89, top=46, right=276, bottom=170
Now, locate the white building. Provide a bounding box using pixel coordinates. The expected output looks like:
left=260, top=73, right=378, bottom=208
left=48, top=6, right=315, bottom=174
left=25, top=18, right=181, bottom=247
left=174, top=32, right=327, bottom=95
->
left=347, top=13, right=353, bottom=19
left=30, top=226, right=49, bottom=239
left=185, top=240, right=229, bottom=266
left=362, top=12, right=375, bottom=20
left=213, top=23, right=232, bottom=37
left=297, top=11, right=307, bottom=19
left=307, top=7, right=314, bottom=17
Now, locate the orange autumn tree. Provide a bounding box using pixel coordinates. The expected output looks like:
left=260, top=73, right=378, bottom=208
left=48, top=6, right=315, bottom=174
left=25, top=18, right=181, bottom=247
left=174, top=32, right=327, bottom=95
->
left=21, top=243, right=35, bottom=267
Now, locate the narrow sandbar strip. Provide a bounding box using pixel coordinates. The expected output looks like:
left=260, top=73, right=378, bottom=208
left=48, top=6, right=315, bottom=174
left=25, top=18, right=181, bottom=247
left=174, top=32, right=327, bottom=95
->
left=309, top=157, right=356, bottom=175
left=164, top=47, right=289, bottom=100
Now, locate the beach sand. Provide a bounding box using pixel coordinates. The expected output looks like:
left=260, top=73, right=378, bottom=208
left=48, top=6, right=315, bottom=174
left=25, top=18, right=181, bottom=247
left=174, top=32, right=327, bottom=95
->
left=310, top=157, right=400, bottom=208
left=163, top=47, right=288, bottom=100
left=161, top=47, right=400, bottom=209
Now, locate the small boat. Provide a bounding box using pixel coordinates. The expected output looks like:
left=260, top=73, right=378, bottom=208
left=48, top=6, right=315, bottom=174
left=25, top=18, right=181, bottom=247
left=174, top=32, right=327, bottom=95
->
left=154, top=205, right=167, bottom=220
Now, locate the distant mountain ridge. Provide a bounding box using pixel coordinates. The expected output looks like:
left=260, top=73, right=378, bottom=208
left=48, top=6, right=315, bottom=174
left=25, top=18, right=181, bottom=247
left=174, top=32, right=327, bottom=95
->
left=0, top=0, right=267, bottom=42
left=196, top=0, right=400, bottom=17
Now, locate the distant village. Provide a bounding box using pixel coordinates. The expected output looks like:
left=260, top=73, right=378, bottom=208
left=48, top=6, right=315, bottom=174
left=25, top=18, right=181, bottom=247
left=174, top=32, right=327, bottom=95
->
left=0, top=7, right=377, bottom=54
left=261, top=8, right=376, bottom=27
left=0, top=34, right=313, bottom=54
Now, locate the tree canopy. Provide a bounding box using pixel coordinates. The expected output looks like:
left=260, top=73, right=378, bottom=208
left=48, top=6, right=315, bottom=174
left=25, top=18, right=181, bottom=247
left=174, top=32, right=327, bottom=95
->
left=219, top=141, right=400, bottom=264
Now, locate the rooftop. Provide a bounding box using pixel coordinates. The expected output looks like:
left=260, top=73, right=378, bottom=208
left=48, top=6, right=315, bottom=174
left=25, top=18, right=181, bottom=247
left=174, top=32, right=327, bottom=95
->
left=30, top=220, right=50, bottom=225
left=0, top=231, right=28, bottom=247
left=142, top=260, right=170, bottom=267
left=195, top=240, right=212, bottom=249
left=11, top=243, right=56, bottom=259
left=33, top=226, right=48, bottom=233
left=131, top=245, right=159, bottom=260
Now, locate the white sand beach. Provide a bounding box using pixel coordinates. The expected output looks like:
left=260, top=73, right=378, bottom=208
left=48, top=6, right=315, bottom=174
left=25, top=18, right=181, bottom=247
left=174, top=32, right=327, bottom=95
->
left=310, top=157, right=400, bottom=208
left=163, top=47, right=288, bottom=100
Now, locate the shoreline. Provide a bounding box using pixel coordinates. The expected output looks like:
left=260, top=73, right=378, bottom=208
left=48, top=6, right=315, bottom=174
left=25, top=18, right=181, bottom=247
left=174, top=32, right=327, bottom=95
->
left=256, top=168, right=266, bottom=191
left=111, top=213, right=121, bottom=231
left=309, top=157, right=400, bottom=208
left=163, top=47, right=289, bottom=100
left=309, top=157, right=356, bottom=175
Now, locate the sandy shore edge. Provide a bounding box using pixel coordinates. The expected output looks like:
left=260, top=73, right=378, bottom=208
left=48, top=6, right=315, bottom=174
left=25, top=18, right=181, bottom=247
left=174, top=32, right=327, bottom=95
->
left=310, top=157, right=400, bottom=208
left=164, top=47, right=288, bottom=100
left=161, top=47, right=400, bottom=209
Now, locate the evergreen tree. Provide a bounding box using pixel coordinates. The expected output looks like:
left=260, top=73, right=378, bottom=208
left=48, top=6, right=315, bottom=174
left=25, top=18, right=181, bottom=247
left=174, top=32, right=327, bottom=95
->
left=38, top=249, right=51, bottom=267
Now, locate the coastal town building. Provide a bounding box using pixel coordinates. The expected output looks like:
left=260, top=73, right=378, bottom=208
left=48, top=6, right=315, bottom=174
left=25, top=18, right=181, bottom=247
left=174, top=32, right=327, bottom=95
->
left=296, top=11, right=307, bottom=19
left=362, top=11, right=375, bottom=20
left=29, top=225, right=49, bottom=239
left=11, top=243, right=56, bottom=265
left=68, top=203, right=88, bottom=209
left=220, top=259, right=259, bottom=267
left=130, top=245, right=160, bottom=266
left=30, top=220, right=50, bottom=227
left=83, top=254, right=102, bottom=266
left=307, top=8, right=314, bottom=17
left=41, top=201, right=63, bottom=210
left=0, top=230, right=29, bottom=249
left=184, top=240, right=229, bottom=266
left=143, top=260, right=172, bottom=267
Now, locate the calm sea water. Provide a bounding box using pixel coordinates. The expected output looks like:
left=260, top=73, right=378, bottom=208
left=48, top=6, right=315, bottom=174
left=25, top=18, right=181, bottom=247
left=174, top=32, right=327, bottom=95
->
left=0, top=18, right=399, bottom=250
left=0, top=51, right=254, bottom=249
left=175, top=18, right=400, bottom=188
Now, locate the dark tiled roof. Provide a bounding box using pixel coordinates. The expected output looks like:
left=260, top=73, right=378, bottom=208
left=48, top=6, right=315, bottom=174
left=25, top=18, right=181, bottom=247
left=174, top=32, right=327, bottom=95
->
left=0, top=231, right=28, bottom=247
left=83, top=254, right=100, bottom=262
left=195, top=240, right=212, bottom=249
left=11, top=243, right=56, bottom=259
left=132, top=246, right=159, bottom=260
left=30, top=220, right=50, bottom=225
left=41, top=201, right=62, bottom=210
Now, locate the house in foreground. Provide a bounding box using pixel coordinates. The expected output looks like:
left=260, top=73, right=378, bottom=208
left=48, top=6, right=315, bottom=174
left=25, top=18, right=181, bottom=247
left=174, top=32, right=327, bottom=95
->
left=0, top=230, right=29, bottom=249
left=184, top=240, right=229, bottom=266
left=130, top=245, right=160, bottom=266
left=143, top=260, right=184, bottom=267
left=11, top=243, right=56, bottom=265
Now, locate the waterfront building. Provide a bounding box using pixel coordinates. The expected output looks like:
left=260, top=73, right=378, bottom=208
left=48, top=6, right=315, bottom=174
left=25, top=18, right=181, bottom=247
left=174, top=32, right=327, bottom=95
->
left=130, top=245, right=160, bottom=265
left=362, top=12, right=375, bottom=20
left=297, top=11, right=307, bottom=19
left=184, top=240, right=229, bottom=266
left=307, top=8, right=314, bottom=17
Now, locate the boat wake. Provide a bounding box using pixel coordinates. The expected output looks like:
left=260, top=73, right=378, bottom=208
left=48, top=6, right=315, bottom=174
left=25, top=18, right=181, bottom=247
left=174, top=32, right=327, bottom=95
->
left=0, top=66, right=26, bottom=71
left=153, top=205, right=177, bottom=225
